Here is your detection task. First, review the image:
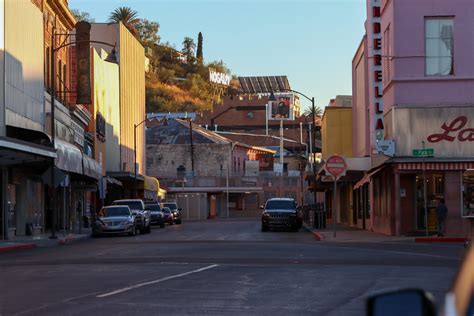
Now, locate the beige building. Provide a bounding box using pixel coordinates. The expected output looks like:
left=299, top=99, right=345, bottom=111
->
left=90, top=22, right=146, bottom=198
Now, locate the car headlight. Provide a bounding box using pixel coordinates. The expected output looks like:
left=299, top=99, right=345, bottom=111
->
left=122, top=220, right=133, bottom=225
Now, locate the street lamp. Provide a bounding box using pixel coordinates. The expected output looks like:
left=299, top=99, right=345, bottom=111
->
left=134, top=118, right=148, bottom=199
left=49, top=25, right=117, bottom=239
left=270, top=88, right=317, bottom=205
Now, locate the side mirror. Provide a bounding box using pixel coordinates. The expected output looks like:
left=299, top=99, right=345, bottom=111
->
left=259, top=205, right=264, bottom=210
left=367, top=289, right=436, bottom=316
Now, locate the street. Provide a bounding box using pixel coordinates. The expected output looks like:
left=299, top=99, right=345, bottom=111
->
left=0, top=219, right=465, bottom=315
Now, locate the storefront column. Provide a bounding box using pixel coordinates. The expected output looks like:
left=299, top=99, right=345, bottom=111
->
left=1, top=168, right=8, bottom=240
left=395, top=172, right=401, bottom=236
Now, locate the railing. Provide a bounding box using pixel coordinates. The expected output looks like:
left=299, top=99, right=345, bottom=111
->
left=302, top=203, right=326, bottom=229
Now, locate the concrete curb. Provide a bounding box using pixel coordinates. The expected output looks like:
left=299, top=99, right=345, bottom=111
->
left=415, top=237, right=470, bottom=243
left=58, top=234, right=91, bottom=245
left=302, top=223, right=325, bottom=241
left=0, top=243, right=36, bottom=253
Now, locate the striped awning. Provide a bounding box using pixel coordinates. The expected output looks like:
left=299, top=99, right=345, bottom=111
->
left=396, top=162, right=474, bottom=171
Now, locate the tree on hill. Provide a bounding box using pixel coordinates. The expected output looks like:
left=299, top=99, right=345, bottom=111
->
left=71, top=9, right=95, bottom=23
left=137, top=19, right=160, bottom=46
left=196, top=32, right=203, bottom=64
left=109, top=7, right=140, bottom=36
left=182, top=36, right=196, bottom=65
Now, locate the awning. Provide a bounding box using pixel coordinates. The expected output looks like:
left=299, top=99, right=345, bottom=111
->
left=144, top=176, right=159, bottom=200
left=106, top=176, right=122, bottom=186
left=396, top=162, right=474, bottom=171
left=167, top=186, right=263, bottom=193
left=83, top=154, right=102, bottom=180
left=0, top=136, right=56, bottom=166
left=158, top=187, right=167, bottom=199
left=55, top=139, right=82, bottom=174
left=354, top=165, right=386, bottom=190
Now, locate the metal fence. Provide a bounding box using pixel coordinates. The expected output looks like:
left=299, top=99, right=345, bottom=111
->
left=302, top=203, right=326, bottom=229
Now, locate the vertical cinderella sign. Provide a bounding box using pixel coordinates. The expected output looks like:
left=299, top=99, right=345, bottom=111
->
left=75, top=21, right=92, bottom=104
left=369, top=1, right=384, bottom=145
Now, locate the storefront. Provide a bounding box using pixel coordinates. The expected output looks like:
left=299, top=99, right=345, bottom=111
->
left=365, top=105, right=474, bottom=237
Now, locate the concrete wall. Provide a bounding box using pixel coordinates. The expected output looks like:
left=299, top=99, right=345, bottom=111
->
left=91, top=23, right=145, bottom=175
left=4, top=0, right=44, bottom=132
left=147, top=143, right=232, bottom=178
left=93, top=48, right=120, bottom=173
left=118, top=23, right=146, bottom=175
left=352, top=37, right=370, bottom=158
left=382, top=0, right=474, bottom=109
left=321, top=107, right=353, bottom=160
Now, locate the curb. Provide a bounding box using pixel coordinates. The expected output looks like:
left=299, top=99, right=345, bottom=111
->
left=0, top=243, right=36, bottom=254
left=415, top=237, right=470, bottom=243
left=302, top=224, right=325, bottom=241
left=58, top=234, right=90, bottom=245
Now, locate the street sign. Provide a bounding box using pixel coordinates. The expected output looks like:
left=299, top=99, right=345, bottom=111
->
left=413, top=148, right=434, bottom=157
left=325, top=155, right=347, bottom=178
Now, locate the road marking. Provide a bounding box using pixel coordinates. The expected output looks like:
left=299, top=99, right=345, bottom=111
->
left=96, top=264, right=219, bottom=298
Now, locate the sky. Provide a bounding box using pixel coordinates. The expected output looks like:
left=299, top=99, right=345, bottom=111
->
left=69, top=0, right=367, bottom=112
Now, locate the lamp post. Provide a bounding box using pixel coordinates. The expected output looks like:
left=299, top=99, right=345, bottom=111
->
left=134, top=118, right=148, bottom=199
left=49, top=26, right=117, bottom=239
left=271, top=88, right=317, bottom=205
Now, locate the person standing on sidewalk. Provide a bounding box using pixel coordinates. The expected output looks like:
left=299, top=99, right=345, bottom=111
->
left=436, top=198, right=448, bottom=237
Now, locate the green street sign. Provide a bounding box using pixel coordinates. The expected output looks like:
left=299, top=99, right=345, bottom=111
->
left=413, top=148, right=434, bottom=157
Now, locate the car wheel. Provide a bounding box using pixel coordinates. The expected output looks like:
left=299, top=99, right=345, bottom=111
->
left=261, top=223, right=268, bottom=232
left=160, top=221, right=165, bottom=228
left=128, top=225, right=136, bottom=236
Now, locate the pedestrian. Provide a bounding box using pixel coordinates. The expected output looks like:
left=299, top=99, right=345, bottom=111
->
left=436, top=198, right=448, bottom=237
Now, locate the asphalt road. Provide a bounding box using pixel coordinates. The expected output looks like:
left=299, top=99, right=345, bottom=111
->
left=0, top=219, right=466, bottom=316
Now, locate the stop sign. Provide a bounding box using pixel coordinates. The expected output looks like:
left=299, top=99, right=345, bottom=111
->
left=326, top=155, right=347, bottom=178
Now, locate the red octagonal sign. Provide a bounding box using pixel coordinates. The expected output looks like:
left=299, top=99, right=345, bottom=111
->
left=326, top=155, right=347, bottom=177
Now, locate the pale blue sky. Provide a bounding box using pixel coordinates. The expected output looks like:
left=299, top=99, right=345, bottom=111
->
left=70, top=0, right=367, bottom=112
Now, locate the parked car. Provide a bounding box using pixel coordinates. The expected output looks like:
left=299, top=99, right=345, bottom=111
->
left=92, top=205, right=138, bottom=237
left=160, top=201, right=182, bottom=224
left=161, top=207, right=174, bottom=225
left=145, top=203, right=165, bottom=228
left=260, top=198, right=302, bottom=232
left=112, top=199, right=151, bottom=234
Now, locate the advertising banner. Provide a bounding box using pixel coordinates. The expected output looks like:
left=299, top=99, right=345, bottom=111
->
left=269, top=93, right=294, bottom=120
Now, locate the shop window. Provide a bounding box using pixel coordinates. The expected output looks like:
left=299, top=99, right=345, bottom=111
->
left=463, top=170, right=474, bottom=218
left=425, top=18, right=454, bottom=76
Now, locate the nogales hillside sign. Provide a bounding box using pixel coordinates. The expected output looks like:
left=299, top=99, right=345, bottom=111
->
left=209, top=69, right=231, bottom=86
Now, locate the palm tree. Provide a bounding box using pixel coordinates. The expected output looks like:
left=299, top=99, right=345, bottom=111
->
left=109, top=7, right=140, bottom=36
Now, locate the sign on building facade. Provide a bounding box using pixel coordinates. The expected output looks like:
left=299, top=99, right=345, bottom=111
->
left=268, top=93, right=295, bottom=120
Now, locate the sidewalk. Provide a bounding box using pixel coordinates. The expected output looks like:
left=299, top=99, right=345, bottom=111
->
left=303, top=223, right=411, bottom=243
left=303, top=223, right=471, bottom=243
left=0, top=229, right=91, bottom=254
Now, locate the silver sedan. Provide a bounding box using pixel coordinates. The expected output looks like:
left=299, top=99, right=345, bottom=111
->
left=92, top=205, right=138, bottom=237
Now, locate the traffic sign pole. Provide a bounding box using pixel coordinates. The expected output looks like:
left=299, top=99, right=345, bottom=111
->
left=333, top=177, right=337, bottom=238
left=325, top=155, right=347, bottom=238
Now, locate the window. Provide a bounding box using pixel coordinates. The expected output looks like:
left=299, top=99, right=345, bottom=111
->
left=45, top=47, right=50, bottom=90
left=383, top=25, right=391, bottom=84
left=425, top=18, right=454, bottom=76
left=463, top=170, right=474, bottom=218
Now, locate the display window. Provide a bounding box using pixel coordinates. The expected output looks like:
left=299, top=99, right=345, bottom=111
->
left=462, top=169, right=474, bottom=218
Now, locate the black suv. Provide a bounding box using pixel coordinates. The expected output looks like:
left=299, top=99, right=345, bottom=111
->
left=261, top=198, right=302, bottom=232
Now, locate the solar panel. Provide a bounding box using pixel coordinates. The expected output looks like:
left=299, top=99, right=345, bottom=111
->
left=238, top=76, right=291, bottom=94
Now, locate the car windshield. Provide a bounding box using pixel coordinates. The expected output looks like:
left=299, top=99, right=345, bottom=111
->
left=113, top=201, right=143, bottom=210
left=145, top=204, right=160, bottom=211
left=265, top=200, right=296, bottom=210
left=163, top=203, right=177, bottom=210
left=100, top=207, right=130, bottom=217
left=162, top=207, right=171, bottom=213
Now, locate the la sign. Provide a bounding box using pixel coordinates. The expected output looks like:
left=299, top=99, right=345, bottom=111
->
left=390, top=106, right=474, bottom=157
left=427, top=116, right=474, bottom=142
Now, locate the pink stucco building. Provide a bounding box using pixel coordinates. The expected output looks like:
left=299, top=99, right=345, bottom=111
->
left=352, top=0, right=474, bottom=237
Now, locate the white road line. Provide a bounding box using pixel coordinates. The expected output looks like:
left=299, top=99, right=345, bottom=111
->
left=96, top=264, right=219, bottom=298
